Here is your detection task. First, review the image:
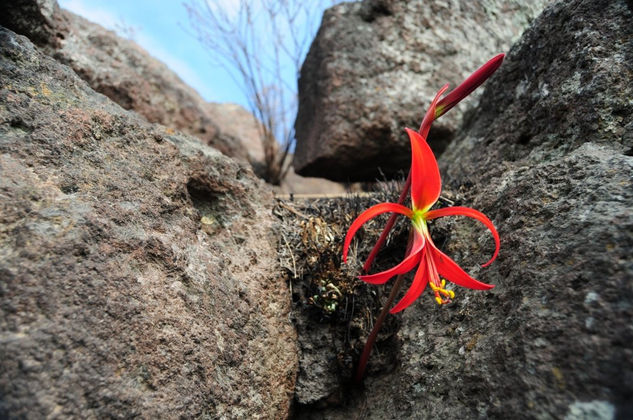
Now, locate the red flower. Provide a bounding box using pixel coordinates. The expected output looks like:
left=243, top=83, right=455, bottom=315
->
left=343, top=86, right=500, bottom=313
left=362, top=53, right=505, bottom=273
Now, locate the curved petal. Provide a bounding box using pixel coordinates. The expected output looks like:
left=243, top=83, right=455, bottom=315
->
left=425, top=206, right=500, bottom=267
left=363, top=173, right=412, bottom=273
left=435, top=54, right=505, bottom=119
left=389, top=250, right=429, bottom=313
left=358, top=232, right=425, bottom=285
left=343, top=202, right=413, bottom=263
left=432, top=246, right=494, bottom=290
left=418, top=84, right=450, bottom=138
left=406, top=128, right=441, bottom=212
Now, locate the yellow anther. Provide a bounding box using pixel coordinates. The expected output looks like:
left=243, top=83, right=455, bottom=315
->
left=429, top=278, right=455, bottom=305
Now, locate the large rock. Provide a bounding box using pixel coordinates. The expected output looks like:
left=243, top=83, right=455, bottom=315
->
left=294, top=0, right=551, bottom=181
left=0, top=0, right=68, bottom=49
left=206, top=102, right=266, bottom=165
left=206, top=103, right=349, bottom=195
left=1, top=0, right=357, bottom=193
left=0, top=27, right=297, bottom=418
left=279, top=165, right=348, bottom=196
left=0, top=0, right=250, bottom=161
left=296, top=0, right=633, bottom=418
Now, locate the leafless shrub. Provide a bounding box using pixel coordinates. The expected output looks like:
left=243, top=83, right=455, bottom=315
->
left=184, top=0, right=337, bottom=185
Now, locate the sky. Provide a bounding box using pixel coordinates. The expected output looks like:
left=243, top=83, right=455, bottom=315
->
left=58, top=0, right=334, bottom=109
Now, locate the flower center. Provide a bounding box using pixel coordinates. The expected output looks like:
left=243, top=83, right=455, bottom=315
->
left=412, top=213, right=457, bottom=306
left=410, top=209, right=426, bottom=231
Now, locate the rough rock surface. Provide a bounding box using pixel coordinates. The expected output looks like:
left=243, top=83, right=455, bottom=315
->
left=206, top=103, right=347, bottom=195
left=0, top=0, right=68, bottom=49
left=275, top=189, right=410, bottom=407
left=1, top=0, right=355, bottom=193
left=294, top=0, right=633, bottom=418
left=294, top=0, right=551, bottom=181
left=279, top=166, right=347, bottom=196
left=0, top=27, right=297, bottom=418
left=206, top=102, right=266, bottom=165
left=0, top=0, right=250, bottom=161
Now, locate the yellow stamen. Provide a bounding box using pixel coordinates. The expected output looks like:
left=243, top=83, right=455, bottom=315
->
left=429, top=279, right=455, bottom=305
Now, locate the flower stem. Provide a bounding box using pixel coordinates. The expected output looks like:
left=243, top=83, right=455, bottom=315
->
left=355, top=230, right=413, bottom=384
left=354, top=271, right=406, bottom=385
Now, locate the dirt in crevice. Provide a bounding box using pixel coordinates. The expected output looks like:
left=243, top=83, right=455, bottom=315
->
left=273, top=183, right=413, bottom=412
left=273, top=182, right=462, bottom=417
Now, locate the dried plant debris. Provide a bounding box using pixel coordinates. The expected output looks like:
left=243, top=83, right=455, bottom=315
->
left=274, top=183, right=462, bottom=407
left=274, top=182, right=410, bottom=404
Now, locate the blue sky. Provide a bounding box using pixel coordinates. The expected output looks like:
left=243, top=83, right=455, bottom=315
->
left=59, top=0, right=321, bottom=108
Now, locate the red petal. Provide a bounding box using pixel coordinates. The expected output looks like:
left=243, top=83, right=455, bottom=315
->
left=432, top=246, right=494, bottom=290
left=418, top=84, right=450, bottom=138
left=389, top=250, right=429, bottom=313
left=435, top=53, right=505, bottom=119
left=358, top=232, right=425, bottom=285
left=363, top=173, right=412, bottom=273
left=406, top=128, right=441, bottom=212
left=425, top=206, right=500, bottom=267
left=343, top=202, right=413, bottom=263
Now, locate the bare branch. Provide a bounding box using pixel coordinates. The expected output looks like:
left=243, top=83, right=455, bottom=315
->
left=184, top=0, right=337, bottom=185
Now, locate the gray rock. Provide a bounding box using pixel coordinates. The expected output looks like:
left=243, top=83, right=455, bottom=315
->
left=294, top=0, right=551, bottom=182
left=565, top=401, right=615, bottom=420
left=0, top=0, right=349, bottom=193
left=206, top=103, right=348, bottom=194
left=292, top=0, right=633, bottom=418
left=0, top=0, right=251, bottom=162
left=0, top=0, right=68, bottom=49
left=0, top=27, right=297, bottom=418
left=206, top=102, right=266, bottom=165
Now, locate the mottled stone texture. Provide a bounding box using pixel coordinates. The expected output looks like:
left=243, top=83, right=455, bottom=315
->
left=294, top=0, right=633, bottom=418
left=294, top=0, right=551, bottom=181
left=206, top=103, right=346, bottom=195
left=391, top=3, right=633, bottom=417
left=0, top=27, right=297, bottom=418
left=0, top=0, right=68, bottom=49
left=0, top=0, right=352, bottom=194
left=0, top=0, right=251, bottom=162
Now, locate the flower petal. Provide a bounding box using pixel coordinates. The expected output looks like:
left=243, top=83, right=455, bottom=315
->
left=358, top=232, right=425, bottom=285
left=389, top=250, right=429, bottom=313
left=418, top=84, right=450, bottom=138
left=425, top=206, right=500, bottom=267
left=432, top=246, right=494, bottom=290
left=406, top=128, right=441, bottom=212
left=435, top=53, right=505, bottom=119
left=363, top=173, right=412, bottom=273
left=343, top=202, right=413, bottom=263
